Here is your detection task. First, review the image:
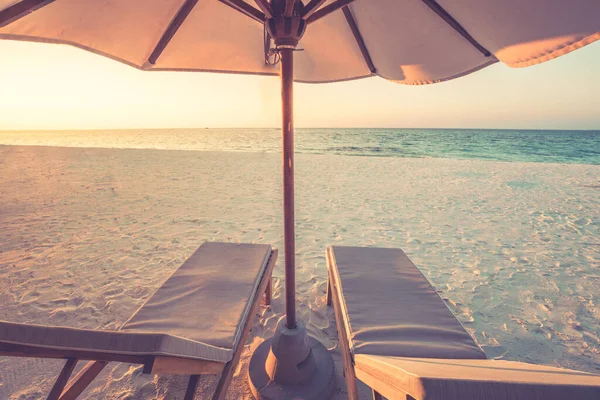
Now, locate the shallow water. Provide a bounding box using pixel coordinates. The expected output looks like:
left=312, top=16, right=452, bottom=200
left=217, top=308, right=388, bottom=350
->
left=0, top=145, right=598, bottom=398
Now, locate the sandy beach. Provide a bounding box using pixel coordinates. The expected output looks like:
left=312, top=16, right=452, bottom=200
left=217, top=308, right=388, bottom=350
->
left=0, top=144, right=599, bottom=399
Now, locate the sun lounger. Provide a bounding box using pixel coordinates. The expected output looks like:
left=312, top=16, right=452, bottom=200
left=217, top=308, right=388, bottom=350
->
left=0, top=242, right=277, bottom=400
left=326, top=246, right=600, bottom=400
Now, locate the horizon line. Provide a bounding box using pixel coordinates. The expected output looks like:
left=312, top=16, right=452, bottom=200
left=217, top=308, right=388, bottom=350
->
left=2, top=127, right=599, bottom=132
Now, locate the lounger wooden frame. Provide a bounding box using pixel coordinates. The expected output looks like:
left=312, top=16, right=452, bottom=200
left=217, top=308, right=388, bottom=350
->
left=0, top=249, right=277, bottom=400
left=326, top=246, right=600, bottom=400
left=326, top=247, right=393, bottom=400
left=325, top=247, right=362, bottom=400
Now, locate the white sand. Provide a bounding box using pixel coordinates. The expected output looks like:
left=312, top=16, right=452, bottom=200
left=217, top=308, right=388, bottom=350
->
left=0, top=145, right=598, bottom=399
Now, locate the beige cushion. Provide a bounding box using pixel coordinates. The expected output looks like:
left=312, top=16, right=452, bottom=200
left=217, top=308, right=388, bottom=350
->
left=355, top=354, right=600, bottom=400
left=0, top=242, right=272, bottom=363
left=329, top=246, right=486, bottom=359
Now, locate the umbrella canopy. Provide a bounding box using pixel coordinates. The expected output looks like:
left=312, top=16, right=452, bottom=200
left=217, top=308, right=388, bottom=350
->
left=1, top=0, right=599, bottom=85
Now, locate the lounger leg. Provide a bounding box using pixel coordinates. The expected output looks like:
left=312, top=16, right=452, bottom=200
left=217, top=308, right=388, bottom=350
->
left=327, top=256, right=359, bottom=400
left=264, top=277, right=272, bottom=306
left=211, top=353, right=238, bottom=400
left=342, top=352, right=360, bottom=400
left=333, top=295, right=359, bottom=400
left=47, top=358, right=78, bottom=400
left=326, top=276, right=332, bottom=306
left=372, top=389, right=383, bottom=400
left=59, top=360, right=108, bottom=400
left=184, top=375, right=200, bottom=400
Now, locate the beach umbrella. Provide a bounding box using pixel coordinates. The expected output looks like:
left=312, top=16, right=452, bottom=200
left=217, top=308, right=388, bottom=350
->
left=1, top=1, right=598, bottom=398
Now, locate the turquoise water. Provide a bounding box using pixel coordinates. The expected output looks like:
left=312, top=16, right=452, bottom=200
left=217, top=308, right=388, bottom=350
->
left=305, top=128, right=600, bottom=164
left=0, top=128, right=599, bottom=164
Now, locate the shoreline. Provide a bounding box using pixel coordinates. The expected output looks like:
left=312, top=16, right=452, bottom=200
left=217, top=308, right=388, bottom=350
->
left=1, top=143, right=599, bottom=167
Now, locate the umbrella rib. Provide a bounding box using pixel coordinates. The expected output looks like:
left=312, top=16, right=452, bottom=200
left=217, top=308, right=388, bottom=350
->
left=301, top=0, right=327, bottom=20
left=148, top=0, right=199, bottom=65
left=342, top=6, right=376, bottom=74
left=420, top=0, right=491, bottom=57
left=253, top=0, right=273, bottom=18
left=219, top=0, right=266, bottom=24
left=0, top=0, right=55, bottom=28
left=306, top=0, right=355, bottom=24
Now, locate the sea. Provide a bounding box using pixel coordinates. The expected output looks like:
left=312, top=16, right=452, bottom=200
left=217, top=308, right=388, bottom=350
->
left=0, top=128, right=599, bottom=164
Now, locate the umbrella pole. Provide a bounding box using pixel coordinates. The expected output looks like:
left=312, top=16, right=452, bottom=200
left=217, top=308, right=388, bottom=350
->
left=281, top=47, right=296, bottom=330
left=248, top=4, right=334, bottom=397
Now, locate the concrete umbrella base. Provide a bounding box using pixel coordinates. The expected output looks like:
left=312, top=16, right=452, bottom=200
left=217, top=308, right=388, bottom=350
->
left=248, top=317, right=335, bottom=400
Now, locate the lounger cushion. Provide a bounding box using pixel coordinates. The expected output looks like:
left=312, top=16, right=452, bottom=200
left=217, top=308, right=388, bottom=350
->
left=354, top=354, right=600, bottom=400
left=0, top=242, right=272, bottom=363
left=122, top=242, right=271, bottom=351
left=329, top=246, right=486, bottom=359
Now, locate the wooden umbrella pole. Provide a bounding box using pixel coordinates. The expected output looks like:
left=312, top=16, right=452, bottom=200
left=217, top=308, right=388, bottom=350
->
left=250, top=10, right=335, bottom=400
left=281, top=47, right=296, bottom=329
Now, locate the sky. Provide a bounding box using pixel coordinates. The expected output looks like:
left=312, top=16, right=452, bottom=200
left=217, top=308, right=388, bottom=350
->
left=0, top=39, right=599, bottom=130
